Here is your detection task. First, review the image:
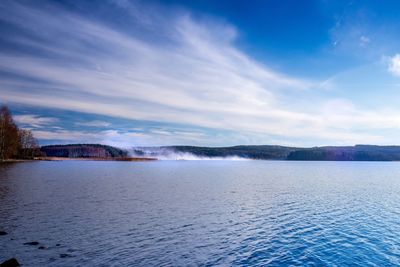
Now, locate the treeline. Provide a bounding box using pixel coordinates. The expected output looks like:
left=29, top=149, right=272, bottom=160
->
left=166, top=145, right=297, bottom=159
left=41, top=144, right=128, bottom=158
left=286, top=145, right=400, bottom=161
left=154, top=145, right=400, bottom=161
left=0, top=105, right=40, bottom=160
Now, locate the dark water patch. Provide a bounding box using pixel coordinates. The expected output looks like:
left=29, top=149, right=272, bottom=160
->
left=23, top=241, right=39, bottom=246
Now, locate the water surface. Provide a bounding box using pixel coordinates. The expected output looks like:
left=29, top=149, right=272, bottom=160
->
left=1, top=161, right=400, bottom=266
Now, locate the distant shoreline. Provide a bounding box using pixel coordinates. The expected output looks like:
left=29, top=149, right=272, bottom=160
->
left=6, top=143, right=400, bottom=162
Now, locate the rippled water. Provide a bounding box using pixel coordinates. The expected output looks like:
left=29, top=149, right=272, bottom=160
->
left=1, top=161, right=400, bottom=266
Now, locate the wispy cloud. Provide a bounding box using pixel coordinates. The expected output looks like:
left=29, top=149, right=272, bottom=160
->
left=32, top=128, right=218, bottom=147
left=14, top=114, right=58, bottom=128
left=0, top=2, right=313, bottom=135
left=359, top=35, right=371, bottom=47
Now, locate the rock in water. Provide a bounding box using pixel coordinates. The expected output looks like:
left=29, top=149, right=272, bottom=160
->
left=0, top=231, right=7, bottom=236
left=23, top=241, right=39, bottom=246
left=59, top=254, right=72, bottom=258
left=0, top=258, right=20, bottom=267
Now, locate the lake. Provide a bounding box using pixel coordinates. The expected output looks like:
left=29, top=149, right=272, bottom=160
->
left=1, top=160, right=400, bottom=266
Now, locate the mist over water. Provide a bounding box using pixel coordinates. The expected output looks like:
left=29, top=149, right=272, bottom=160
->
left=130, top=147, right=248, bottom=160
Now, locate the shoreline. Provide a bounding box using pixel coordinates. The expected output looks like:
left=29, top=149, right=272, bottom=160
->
left=1, top=157, right=157, bottom=162
left=0, top=159, right=35, bottom=163
left=37, top=157, right=157, bottom=161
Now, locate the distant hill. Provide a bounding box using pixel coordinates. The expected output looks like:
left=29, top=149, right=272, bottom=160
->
left=41, top=144, right=128, bottom=158
left=286, top=145, right=400, bottom=161
left=167, top=145, right=297, bottom=160
left=134, top=145, right=400, bottom=161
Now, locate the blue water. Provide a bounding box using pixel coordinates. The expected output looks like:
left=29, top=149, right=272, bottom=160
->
left=1, top=160, right=400, bottom=266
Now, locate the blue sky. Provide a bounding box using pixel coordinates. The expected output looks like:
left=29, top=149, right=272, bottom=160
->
left=2, top=0, right=400, bottom=147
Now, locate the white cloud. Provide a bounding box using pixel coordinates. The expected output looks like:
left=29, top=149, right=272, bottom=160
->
left=388, top=54, right=400, bottom=76
left=14, top=114, right=58, bottom=128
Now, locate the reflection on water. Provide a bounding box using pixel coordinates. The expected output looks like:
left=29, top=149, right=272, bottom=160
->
left=1, top=161, right=400, bottom=266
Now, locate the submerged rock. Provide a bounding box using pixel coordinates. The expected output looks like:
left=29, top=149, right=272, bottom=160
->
left=0, top=258, right=20, bottom=267
left=59, top=253, right=72, bottom=258
left=23, top=241, right=39, bottom=246
left=0, top=231, right=7, bottom=236
left=38, top=246, right=46, bottom=250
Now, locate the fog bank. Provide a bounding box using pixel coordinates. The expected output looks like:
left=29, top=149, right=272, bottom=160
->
left=130, top=147, right=247, bottom=160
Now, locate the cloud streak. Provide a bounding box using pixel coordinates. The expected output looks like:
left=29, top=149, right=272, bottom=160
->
left=14, top=114, right=59, bottom=128
left=75, top=120, right=111, bottom=127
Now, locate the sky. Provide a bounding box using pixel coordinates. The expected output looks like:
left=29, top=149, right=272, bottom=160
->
left=2, top=0, right=400, bottom=147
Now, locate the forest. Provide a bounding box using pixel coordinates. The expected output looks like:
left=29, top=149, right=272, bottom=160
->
left=162, top=145, right=400, bottom=161
left=41, top=144, right=128, bottom=158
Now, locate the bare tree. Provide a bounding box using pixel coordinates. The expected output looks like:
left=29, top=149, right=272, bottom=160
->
left=19, top=129, right=39, bottom=159
left=0, top=105, right=19, bottom=160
